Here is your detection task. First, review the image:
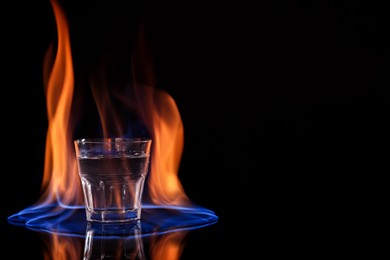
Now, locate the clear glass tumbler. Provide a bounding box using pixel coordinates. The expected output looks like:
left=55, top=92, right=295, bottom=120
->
left=74, top=138, right=152, bottom=223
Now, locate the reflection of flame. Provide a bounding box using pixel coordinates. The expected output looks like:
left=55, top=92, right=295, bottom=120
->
left=40, top=230, right=189, bottom=260
left=150, top=231, right=188, bottom=260
left=41, top=235, right=83, bottom=260
left=29, top=0, right=194, bottom=258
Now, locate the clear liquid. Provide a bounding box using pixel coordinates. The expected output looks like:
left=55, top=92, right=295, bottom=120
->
left=77, top=155, right=150, bottom=222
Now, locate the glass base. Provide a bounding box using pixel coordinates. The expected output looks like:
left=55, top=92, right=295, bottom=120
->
left=86, top=209, right=140, bottom=223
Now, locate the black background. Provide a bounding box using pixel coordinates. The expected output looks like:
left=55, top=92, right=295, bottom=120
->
left=1, top=0, right=388, bottom=258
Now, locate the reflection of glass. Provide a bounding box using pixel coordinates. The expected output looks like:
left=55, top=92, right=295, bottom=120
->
left=83, top=221, right=145, bottom=260
left=38, top=223, right=188, bottom=260
left=74, top=138, right=152, bottom=223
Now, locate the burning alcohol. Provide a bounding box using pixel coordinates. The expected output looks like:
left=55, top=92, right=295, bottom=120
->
left=8, top=0, right=218, bottom=258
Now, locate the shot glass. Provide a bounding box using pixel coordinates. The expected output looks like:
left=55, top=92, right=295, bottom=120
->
left=74, top=138, right=152, bottom=223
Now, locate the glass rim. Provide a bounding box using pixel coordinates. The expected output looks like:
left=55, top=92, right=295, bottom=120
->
left=74, top=137, right=152, bottom=144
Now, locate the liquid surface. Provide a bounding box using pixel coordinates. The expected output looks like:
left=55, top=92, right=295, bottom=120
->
left=78, top=155, right=150, bottom=179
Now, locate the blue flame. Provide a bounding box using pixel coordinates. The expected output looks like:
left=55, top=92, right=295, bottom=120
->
left=8, top=204, right=218, bottom=238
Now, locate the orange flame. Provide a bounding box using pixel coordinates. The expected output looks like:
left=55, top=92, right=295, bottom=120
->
left=91, top=82, right=189, bottom=206
left=34, top=0, right=192, bottom=258
left=38, top=0, right=191, bottom=210
left=131, top=27, right=189, bottom=206
left=140, top=87, right=189, bottom=205
left=87, top=19, right=190, bottom=206
left=38, top=0, right=81, bottom=207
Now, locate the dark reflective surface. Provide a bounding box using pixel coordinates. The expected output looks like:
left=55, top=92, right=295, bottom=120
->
left=3, top=205, right=222, bottom=259
left=1, top=1, right=387, bottom=258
